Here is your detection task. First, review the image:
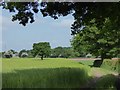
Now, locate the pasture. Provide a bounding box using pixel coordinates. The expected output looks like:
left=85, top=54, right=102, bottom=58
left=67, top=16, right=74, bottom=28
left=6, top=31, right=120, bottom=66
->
left=2, top=58, right=90, bottom=88
left=1, top=58, right=119, bottom=89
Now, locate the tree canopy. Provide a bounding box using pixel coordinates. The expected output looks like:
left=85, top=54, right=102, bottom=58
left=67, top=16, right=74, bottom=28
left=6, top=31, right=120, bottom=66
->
left=71, top=19, right=120, bottom=60
left=32, top=42, right=51, bottom=60
left=1, top=2, right=120, bottom=34
left=50, top=47, right=78, bottom=58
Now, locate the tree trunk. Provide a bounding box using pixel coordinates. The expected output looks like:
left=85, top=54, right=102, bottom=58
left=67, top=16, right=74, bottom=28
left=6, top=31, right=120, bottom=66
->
left=41, top=55, right=43, bottom=60
left=100, top=53, right=105, bottom=66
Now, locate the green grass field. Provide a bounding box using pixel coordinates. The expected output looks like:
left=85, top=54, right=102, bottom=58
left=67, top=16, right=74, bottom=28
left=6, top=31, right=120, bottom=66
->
left=2, top=58, right=90, bottom=72
left=2, top=58, right=90, bottom=88
left=1, top=58, right=119, bottom=89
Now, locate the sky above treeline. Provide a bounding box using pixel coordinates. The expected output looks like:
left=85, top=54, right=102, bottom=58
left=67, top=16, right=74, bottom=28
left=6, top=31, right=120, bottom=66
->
left=0, top=7, right=74, bottom=52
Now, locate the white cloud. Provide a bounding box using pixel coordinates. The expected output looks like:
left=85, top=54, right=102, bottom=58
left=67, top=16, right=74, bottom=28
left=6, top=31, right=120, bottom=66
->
left=51, top=18, right=74, bottom=28
left=0, top=13, right=74, bottom=31
left=60, top=19, right=74, bottom=27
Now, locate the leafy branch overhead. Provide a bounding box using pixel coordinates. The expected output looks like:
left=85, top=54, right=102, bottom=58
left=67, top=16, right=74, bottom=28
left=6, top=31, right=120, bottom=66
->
left=1, top=2, right=120, bottom=34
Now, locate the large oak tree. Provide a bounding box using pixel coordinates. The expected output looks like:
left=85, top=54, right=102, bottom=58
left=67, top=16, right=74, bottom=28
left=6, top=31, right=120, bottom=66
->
left=32, top=42, right=51, bottom=60
left=71, top=19, right=120, bottom=61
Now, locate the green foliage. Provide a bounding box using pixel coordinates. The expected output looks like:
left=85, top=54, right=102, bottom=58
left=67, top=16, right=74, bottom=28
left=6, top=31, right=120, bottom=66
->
left=26, top=50, right=34, bottom=58
left=0, top=52, right=2, bottom=58
left=71, top=34, right=88, bottom=57
left=50, top=47, right=78, bottom=58
left=51, top=47, right=63, bottom=58
left=32, top=42, right=51, bottom=60
left=72, top=19, right=120, bottom=60
left=79, top=59, right=120, bottom=74
left=118, top=54, right=120, bottom=58
left=101, top=59, right=120, bottom=73
left=9, top=49, right=16, bottom=54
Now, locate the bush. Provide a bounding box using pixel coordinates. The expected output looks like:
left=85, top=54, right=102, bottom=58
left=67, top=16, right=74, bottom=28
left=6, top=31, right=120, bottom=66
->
left=101, top=59, right=120, bottom=73
left=95, top=74, right=116, bottom=89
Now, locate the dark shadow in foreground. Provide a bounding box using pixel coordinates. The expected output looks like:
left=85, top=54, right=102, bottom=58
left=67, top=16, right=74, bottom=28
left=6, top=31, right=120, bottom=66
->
left=2, top=68, right=120, bottom=90
left=90, top=59, right=103, bottom=67
left=82, top=74, right=119, bottom=90
left=2, top=67, right=89, bottom=89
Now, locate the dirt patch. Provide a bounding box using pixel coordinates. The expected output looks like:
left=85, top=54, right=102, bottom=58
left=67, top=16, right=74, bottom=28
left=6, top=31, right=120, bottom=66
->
left=70, top=58, right=97, bottom=60
left=70, top=58, right=120, bottom=61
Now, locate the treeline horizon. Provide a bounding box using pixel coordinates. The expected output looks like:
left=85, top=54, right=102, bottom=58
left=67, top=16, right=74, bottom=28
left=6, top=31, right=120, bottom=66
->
left=0, top=45, right=83, bottom=59
left=1, top=46, right=72, bottom=52
left=1, top=41, right=120, bottom=59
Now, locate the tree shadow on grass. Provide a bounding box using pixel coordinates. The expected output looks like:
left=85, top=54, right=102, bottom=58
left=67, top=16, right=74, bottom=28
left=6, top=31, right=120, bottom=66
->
left=78, top=62, right=85, bottom=65
left=90, top=59, right=103, bottom=68
left=78, top=60, right=102, bottom=68
left=83, top=74, right=119, bottom=90
left=2, top=67, right=89, bottom=89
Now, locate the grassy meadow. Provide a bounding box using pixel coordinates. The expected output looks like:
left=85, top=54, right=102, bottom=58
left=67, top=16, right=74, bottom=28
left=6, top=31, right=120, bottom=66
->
left=2, top=58, right=90, bottom=88
left=1, top=58, right=119, bottom=89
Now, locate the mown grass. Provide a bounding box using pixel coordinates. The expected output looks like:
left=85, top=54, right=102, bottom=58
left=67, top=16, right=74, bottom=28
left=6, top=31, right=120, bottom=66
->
left=2, top=58, right=90, bottom=72
left=2, top=58, right=90, bottom=88
left=79, top=60, right=94, bottom=66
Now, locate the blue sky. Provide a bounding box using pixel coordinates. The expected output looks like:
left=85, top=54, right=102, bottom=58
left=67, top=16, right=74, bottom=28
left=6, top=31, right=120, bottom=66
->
left=1, top=8, right=74, bottom=52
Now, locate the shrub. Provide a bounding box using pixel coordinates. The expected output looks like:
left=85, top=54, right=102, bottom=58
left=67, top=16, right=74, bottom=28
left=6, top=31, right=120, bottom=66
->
left=101, top=59, right=119, bottom=73
left=95, top=74, right=116, bottom=89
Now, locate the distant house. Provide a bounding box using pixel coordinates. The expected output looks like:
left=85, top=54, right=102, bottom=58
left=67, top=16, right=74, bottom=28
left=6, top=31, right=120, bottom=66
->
left=12, top=52, right=19, bottom=58
left=4, top=51, right=13, bottom=58
left=21, top=52, right=28, bottom=58
left=86, top=53, right=92, bottom=58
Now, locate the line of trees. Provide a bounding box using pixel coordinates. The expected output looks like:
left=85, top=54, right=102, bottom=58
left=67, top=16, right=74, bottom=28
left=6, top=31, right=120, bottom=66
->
left=0, top=42, right=81, bottom=60
left=1, top=40, right=119, bottom=60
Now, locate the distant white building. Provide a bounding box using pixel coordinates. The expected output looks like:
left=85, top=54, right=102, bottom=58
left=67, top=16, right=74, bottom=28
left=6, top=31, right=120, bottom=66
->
left=3, top=51, right=13, bottom=58
left=12, top=52, right=19, bottom=58
left=86, top=53, right=92, bottom=58
left=21, top=52, right=28, bottom=58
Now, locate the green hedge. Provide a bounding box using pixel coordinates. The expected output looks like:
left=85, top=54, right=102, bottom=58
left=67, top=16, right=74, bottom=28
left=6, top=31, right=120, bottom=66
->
left=101, top=59, right=120, bottom=73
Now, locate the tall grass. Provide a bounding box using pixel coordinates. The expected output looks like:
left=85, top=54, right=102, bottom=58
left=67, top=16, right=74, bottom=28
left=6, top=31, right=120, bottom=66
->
left=2, top=58, right=90, bottom=88
left=3, top=68, right=89, bottom=88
